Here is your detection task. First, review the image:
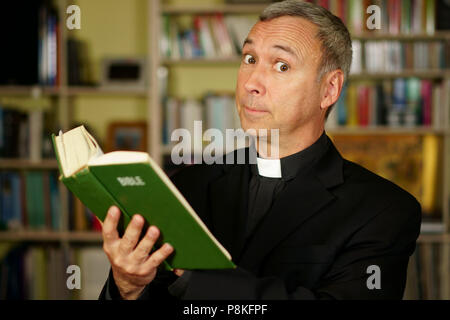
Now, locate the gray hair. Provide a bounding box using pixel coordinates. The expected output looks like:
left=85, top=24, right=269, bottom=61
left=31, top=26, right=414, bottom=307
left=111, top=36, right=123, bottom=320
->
left=260, top=0, right=352, bottom=118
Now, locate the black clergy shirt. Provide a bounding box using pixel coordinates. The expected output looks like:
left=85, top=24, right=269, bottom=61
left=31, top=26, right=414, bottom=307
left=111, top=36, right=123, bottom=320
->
left=245, top=130, right=330, bottom=240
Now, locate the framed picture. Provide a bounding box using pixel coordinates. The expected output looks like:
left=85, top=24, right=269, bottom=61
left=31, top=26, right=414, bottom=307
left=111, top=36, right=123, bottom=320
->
left=106, top=121, right=148, bottom=152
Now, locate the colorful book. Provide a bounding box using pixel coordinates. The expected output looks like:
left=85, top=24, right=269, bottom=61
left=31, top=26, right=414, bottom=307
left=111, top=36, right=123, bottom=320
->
left=52, top=125, right=235, bottom=270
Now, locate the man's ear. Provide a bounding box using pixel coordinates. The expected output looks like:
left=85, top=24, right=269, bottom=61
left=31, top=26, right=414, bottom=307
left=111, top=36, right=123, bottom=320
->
left=320, top=70, right=344, bottom=111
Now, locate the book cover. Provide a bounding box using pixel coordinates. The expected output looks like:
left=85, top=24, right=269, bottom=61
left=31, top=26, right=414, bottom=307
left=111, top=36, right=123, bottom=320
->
left=52, top=127, right=235, bottom=270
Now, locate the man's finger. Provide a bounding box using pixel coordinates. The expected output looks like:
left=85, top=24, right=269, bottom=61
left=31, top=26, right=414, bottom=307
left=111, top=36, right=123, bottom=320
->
left=143, top=243, right=174, bottom=269
left=132, top=225, right=160, bottom=261
left=102, top=206, right=120, bottom=245
left=174, top=269, right=185, bottom=277
left=118, top=214, right=145, bottom=255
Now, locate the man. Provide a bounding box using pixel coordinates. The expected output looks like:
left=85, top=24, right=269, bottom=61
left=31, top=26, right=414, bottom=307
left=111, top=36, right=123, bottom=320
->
left=100, top=0, right=421, bottom=300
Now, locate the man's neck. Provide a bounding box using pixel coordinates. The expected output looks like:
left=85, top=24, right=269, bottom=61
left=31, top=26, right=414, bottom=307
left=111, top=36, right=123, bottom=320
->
left=256, top=125, right=325, bottom=159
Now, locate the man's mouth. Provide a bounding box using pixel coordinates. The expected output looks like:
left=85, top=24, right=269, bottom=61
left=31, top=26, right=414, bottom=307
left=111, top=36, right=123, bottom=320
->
left=243, top=105, right=269, bottom=115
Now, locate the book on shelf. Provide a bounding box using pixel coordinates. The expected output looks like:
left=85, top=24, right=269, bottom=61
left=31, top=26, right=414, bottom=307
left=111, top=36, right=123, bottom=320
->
left=0, top=170, right=62, bottom=232
left=52, top=125, right=235, bottom=270
left=359, top=40, right=447, bottom=73
left=325, top=78, right=446, bottom=128
left=0, top=2, right=44, bottom=85
left=38, top=2, right=59, bottom=86
left=77, top=247, right=111, bottom=300
left=67, top=38, right=94, bottom=86
left=162, top=93, right=241, bottom=155
left=436, top=0, right=450, bottom=30
left=161, top=14, right=257, bottom=60
left=0, top=105, right=57, bottom=160
left=308, top=0, right=438, bottom=35
left=411, top=242, right=443, bottom=299
left=0, top=245, right=108, bottom=299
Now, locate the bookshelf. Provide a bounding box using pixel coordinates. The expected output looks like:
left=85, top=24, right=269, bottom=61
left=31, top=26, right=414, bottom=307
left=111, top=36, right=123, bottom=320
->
left=0, top=0, right=449, bottom=299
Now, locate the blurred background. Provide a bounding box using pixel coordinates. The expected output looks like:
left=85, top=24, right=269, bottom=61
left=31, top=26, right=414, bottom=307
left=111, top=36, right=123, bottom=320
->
left=0, top=0, right=449, bottom=299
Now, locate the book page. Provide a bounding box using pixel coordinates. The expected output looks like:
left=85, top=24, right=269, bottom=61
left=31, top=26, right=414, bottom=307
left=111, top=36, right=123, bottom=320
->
left=54, top=125, right=103, bottom=177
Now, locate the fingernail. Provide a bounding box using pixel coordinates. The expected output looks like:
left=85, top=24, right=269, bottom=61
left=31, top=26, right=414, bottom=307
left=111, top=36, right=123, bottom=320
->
left=164, top=243, right=173, bottom=252
left=109, top=207, right=117, bottom=218
left=133, top=215, right=143, bottom=225
left=148, top=226, right=158, bottom=238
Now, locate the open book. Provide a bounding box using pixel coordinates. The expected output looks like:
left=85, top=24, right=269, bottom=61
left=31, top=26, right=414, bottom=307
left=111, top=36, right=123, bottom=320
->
left=52, top=125, right=235, bottom=270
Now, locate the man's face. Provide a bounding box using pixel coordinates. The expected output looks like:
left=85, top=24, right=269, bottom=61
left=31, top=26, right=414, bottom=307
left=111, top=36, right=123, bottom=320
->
left=236, top=16, right=324, bottom=137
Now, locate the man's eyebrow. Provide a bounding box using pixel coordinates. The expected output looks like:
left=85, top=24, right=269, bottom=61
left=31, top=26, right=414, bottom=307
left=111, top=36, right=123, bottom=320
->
left=242, top=37, right=253, bottom=48
left=242, top=38, right=298, bottom=59
left=272, top=44, right=298, bottom=58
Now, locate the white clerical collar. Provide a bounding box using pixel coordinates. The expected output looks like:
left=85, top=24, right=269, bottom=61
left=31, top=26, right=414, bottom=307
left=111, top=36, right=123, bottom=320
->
left=256, top=157, right=282, bottom=178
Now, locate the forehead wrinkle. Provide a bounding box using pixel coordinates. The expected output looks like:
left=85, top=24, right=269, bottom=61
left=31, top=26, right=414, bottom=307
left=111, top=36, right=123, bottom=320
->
left=248, top=17, right=321, bottom=63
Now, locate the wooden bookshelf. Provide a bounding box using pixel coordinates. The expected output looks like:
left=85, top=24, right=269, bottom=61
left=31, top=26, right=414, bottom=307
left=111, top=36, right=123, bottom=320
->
left=162, top=3, right=268, bottom=14
left=0, top=0, right=449, bottom=300
left=0, top=231, right=102, bottom=242
left=0, top=159, right=58, bottom=169
left=352, top=31, right=450, bottom=41
left=349, top=70, right=450, bottom=80
left=163, top=57, right=241, bottom=65
left=0, top=85, right=60, bottom=96
left=326, top=126, right=450, bottom=135
left=0, top=228, right=444, bottom=244
left=67, top=86, right=148, bottom=97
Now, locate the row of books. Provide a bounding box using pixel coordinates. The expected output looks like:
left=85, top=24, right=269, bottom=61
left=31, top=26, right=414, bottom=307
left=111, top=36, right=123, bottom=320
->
left=330, top=134, right=441, bottom=217
left=0, top=245, right=109, bottom=299
left=404, top=242, right=444, bottom=299
left=38, top=2, right=60, bottom=86
left=162, top=93, right=240, bottom=146
left=0, top=106, right=55, bottom=159
left=0, top=170, right=102, bottom=232
left=160, top=0, right=448, bottom=61
left=351, top=40, right=448, bottom=74
left=326, top=78, right=447, bottom=128
left=160, top=14, right=257, bottom=59
left=309, top=0, right=443, bottom=35
left=0, top=171, right=61, bottom=231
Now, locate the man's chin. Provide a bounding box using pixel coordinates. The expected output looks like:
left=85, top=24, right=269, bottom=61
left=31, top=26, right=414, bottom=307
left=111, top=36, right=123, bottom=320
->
left=241, top=125, right=272, bottom=137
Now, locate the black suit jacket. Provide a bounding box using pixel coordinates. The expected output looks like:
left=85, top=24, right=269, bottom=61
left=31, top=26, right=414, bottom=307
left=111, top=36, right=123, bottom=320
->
left=100, top=134, right=421, bottom=300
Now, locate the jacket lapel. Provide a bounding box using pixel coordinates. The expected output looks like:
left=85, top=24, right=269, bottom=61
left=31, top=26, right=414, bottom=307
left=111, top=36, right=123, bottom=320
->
left=239, top=139, right=345, bottom=272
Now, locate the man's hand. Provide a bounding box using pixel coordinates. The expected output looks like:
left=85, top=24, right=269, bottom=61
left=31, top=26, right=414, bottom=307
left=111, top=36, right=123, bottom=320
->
left=174, top=269, right=185, bottom=277
left=102, top=206, right=174, bottom=300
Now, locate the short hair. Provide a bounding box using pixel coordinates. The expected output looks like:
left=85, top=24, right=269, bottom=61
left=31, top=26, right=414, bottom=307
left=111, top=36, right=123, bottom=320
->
left=259, top=0, right=353, bottom=118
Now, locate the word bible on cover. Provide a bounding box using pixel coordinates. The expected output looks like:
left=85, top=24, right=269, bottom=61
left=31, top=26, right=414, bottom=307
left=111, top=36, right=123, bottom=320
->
left=52, top=125, right=235, bottom=271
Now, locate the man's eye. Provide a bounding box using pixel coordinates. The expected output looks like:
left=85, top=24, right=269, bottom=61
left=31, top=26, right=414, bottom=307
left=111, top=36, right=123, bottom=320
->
left=275, top=62, right=289, bottom=72
left=243, top=54, right=256, bottom=64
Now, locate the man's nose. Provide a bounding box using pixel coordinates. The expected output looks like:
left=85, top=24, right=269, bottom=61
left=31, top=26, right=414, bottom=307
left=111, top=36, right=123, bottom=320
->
left=244, top=67, right=266, bottom=96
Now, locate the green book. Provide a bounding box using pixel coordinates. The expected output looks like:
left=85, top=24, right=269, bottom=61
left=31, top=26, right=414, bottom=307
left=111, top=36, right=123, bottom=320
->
left=52, top=125, right=235, bottom=271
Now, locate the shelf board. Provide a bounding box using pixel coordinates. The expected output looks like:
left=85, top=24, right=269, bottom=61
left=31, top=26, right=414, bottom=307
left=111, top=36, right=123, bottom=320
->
left=348, top=70, right=450, bottom=80
left=0, top=85, right=60, bottom=96
left=352, top=31, right=450, bottom=41
left=0, top=86, right=149, bottom=97
left=0, top=231, right=103, bottom=242
left=0, top=159, right=58, bottom=169
left=163, top=57, right=241, bottom=65
left=163, top=59, right=449, bottom=78
left=67, top=86, right=148, bottom=97
left=326, top=126, right=449, bottom=135
left=0, top=230, right=446, bottom=243
left=161, top=126, right=447, bottom=155
left=162, top=3, right=268, bottom=14
left=418, top=233, right=450, bottom=243
left=161, top=126, right=447, bottom=153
